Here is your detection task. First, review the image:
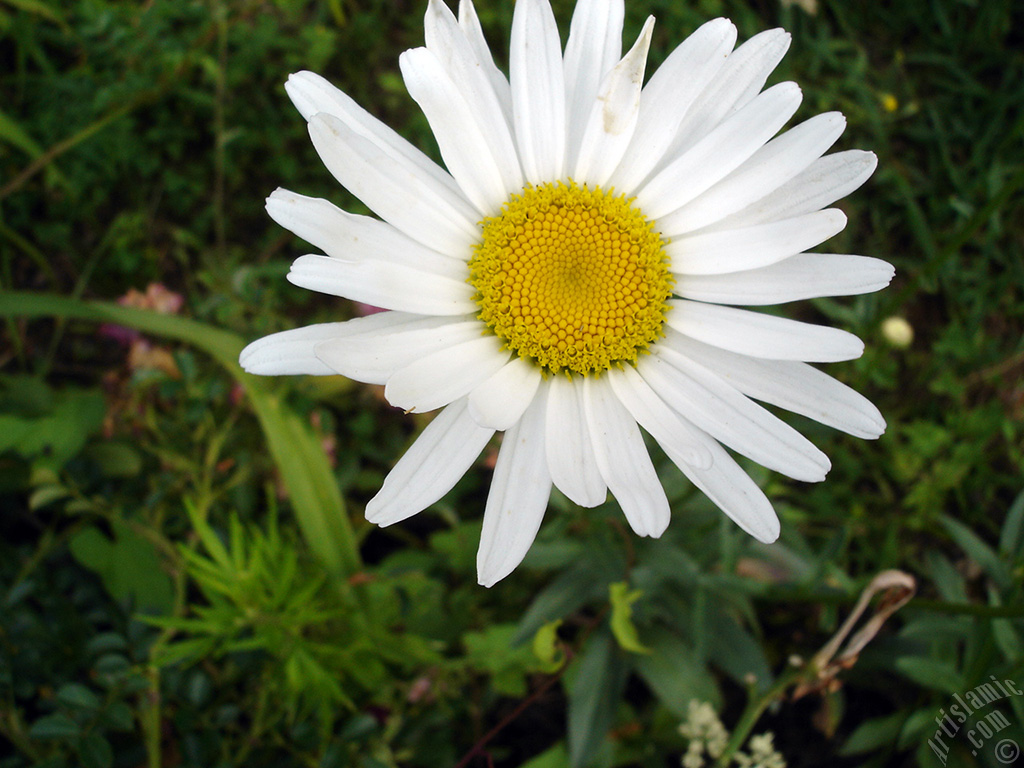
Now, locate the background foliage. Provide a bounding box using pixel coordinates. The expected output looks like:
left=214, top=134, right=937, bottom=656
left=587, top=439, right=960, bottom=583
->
left=1, top=0, right=1022, bottom=766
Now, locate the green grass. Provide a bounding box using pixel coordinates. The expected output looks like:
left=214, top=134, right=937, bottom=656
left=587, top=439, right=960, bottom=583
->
left=1, top=1, right=1022, bottom=767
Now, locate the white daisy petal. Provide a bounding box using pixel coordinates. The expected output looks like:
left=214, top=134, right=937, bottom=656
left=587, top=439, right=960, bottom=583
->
left=400, top=47, right=521, bottom=214
left=306, top=112, right=479, bottom=255
left=385, top=334, right=510, bottom=413
left=640, top=349, right=831, bottom=482
left=676, top=253, right=896, bottom=305
left=572, top=16, right=655, bottom=186
left=314, top=316, right=481, bottom=385
left=638, top=82, right=803, bottom=220
left=583, top=377, right=671, bottom=537
left=468, top=356, right=543, bottom=431
left=457, top=0, right=514, bottom=123
left=719, top=150, right=879, bottom=228
left=366, top=398, right=494, bottom=527
left=285, top=71, right=465, bottom=198
left=663, top=28, right=791, bottom=164
left=267, top=189, right=466, bottom=277
left=563, top=0, right=624, bottom=171
left=676, top=429, right=780, bottom=542
left=240, top=322, right=351, bottom=376
left=605, top=366, right=779, bottom=540
left=287, top=254, right=475, bottom=315
left=664, top=332, right=886, bottom=438
left=510, top=0, right=566, bottom=183
left=658, top=112, right=848, bottom=236
left=545, top=375, right=608, bottom=508
left=666, top=299, right=864, bottom=362
left=666, top=208, right=847, bottom=276
left=608, top=17, right=737, bottom=193
left=477, top=395, right=551, bottom=587
left=605, top=366, right=712, bottom=470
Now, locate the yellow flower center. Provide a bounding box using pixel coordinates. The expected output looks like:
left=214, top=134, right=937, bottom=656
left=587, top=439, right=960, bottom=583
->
left=468, top=181, right=673, bottom=376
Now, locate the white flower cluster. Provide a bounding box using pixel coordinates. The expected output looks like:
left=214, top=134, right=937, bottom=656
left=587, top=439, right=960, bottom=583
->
left=679, top=700, right=787, bottom=768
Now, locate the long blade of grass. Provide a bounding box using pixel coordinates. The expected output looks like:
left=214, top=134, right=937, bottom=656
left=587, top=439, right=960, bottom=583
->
left=0, top=289, right=360, bottom=578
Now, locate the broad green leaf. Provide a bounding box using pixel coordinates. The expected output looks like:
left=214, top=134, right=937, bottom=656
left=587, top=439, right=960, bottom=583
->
left=521, top=742, right=569, bottom=768
left=28, top=713, right=80, bottom=739
left=0, top=290, right=359, bottom=577
left=463, top=623, right=540, bottom=697
left=567, top=630, right=628, bottom=768
left=54, top=683, right=100, bottom=711
left=894, top=656, right=963, bottom=694
left=77, top=732, right=113, bottom=768
left=702, top=605, right=772, bottom=691
left=632, top=628, right=721, bottom=716
left=68, top=521, right=174, bottom=614
left=608, top=581, right=650, bottom=655
left=513, top=564, right=606, bottom=645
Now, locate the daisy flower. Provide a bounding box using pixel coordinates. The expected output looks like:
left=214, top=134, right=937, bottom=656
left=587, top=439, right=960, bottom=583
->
left=240, top=0, right=893, bottom=586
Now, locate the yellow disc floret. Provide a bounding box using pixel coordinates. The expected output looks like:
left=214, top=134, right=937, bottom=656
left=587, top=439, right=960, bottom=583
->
left=468, top=181, right=673, bottom=376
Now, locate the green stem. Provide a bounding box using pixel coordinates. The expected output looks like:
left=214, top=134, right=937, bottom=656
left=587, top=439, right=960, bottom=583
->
left=714, top=667, right=805, bottom=767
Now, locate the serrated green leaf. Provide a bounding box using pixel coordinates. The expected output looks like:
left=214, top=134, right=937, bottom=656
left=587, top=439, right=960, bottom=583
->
left=531, top=619, right=565, bottom=673
left=608, top=581, right=650, bottom=655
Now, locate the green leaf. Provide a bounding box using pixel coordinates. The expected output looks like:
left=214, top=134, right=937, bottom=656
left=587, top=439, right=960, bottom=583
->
left=632, top=628, right=720, bottom=716
left=894, top=656, right=963, bottom=694
left=463, top=624, right=539, bottom=697
left=703, top=605, right=772, bottom=691
left=29, top=713, right=81, bottom=739
left=941, top=514, right=1010, bottom=589
left=83, top=442, right=142, bottom=478
left=0, top=290, right=359, bottom=577
left=521, top=742, right=569, bottom=768
left=0, top=388, right=104, bottom=467
left=55, top=683, right=100, bottom=711
left=999, top=488, right=1024, bottom=558
left=513, top=565, right=606, bottom=645
left=840, top=711, right=906, bottom=755
left=68, top=520, right=174, bottom=614
left=608, top=581, right=650, bottom=655
left=567, top=631, right=628, bottom=768
left=531, top=619, right=565, bottom=674
left=0, top=0, right=65, bottom=23
left=28, top=484, right=71, bottom=510
left=77, top=732, right=113, bottom=768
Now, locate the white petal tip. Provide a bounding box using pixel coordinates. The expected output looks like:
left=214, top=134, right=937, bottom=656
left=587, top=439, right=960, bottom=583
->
left=754, top=522, right=781, bottom=544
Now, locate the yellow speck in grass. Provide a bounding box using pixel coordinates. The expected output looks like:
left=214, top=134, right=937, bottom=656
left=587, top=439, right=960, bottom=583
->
left=881, top=93, right=899, bottom=113
left=469, top=181, right=672, bottom=376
